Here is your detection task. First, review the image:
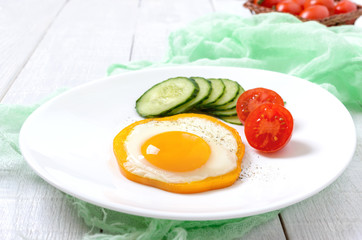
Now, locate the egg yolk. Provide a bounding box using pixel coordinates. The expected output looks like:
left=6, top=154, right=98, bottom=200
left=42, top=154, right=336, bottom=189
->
left=140, top=131, right=211, bottom=172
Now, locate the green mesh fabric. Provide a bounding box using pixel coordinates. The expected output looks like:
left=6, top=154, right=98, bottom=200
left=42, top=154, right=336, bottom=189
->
left=108, top=13, right=362, bottom=107
left=71, top=196, right=280, bottom=240
left=2, top=12, right=362, bottom=240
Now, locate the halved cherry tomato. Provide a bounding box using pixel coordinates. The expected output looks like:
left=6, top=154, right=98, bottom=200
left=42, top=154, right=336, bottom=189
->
left=276, top=0, right=303, bottom=14
left=254, top=0, right=283, bottom=8
left=300, top=5, right=329, bottom=19
left=335, top=0, right=357, bottom=14
left=244, top=103, right=294, bottom=152
left=236, top=88, right=284, bottom=124
left=304, top=0, right=335, bottom=14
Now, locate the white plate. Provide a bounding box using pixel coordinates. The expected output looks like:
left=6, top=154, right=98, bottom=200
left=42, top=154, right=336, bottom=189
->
left=19, top=66, right=356, bottom=220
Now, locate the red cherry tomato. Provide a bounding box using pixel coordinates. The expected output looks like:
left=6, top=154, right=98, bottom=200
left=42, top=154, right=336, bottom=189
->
left=335, top=0, right=357, bottom=14
left=254, top=0, right=283, bottom=8
left=300, top=5, right=329, bottom=19
left=244, top=103, right=294, bottom=152
left=236, top=88, right=284, bottom=124
left=292, top=0, right=306, bottom=6
left=304, top=0, right=335, bottom=14
left=276, top=0, right=303, bottom=14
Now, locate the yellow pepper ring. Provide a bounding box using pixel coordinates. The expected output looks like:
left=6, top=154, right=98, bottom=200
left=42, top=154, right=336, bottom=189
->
left=113, top=113, right=245, bottom=194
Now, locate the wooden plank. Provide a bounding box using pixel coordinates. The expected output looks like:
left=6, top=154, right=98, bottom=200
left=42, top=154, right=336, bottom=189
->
left=0, top=0, right=67, bottom=100
left=1, top=166, right=89, bottom=240
left=1, top=0, right=139, bottom=239
left=131, top=0, right=214, bottom=62
left=280, top=109, right=362, bottom=239
left=238, top=216, right=286, bottom=240
left=131, top=0, right=253, bottom=62
left=212, top=0, right=252, bottom=17
left=2, top=0, right=139, bottom=105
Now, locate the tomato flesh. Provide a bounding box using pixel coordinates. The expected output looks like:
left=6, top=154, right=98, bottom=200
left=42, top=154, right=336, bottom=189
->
left=304, top=0, right=335, bottom=14
left=236, top=88, right=284, bottom=124
left=335, top=0, right=357, bottom=14
left=244, top=103, right=293, bottom=152
left=300, top=5, right=329, bottom=20
left=291, top=0, right=306, bottom=6
left=276, top=0, right=303, bottom=15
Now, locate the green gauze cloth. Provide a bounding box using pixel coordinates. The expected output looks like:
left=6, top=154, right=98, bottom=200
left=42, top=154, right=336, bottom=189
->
left=1, top=12, right=361, bottom=240
left=109, top=12, right=362, bottom=107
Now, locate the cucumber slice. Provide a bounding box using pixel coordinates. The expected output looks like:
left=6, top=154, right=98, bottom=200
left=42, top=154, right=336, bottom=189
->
left=220, top=115, right=242, bottom=125
left=136, top=77, right=199, bottom=117
left=206, top=79, right=240, bottom=108
left=209, top=108, right=237, bottom=117
left=169, top=77, right=212, bottom=114
left=197, top=78, right=225, bottom=108
left=213, top=85, right=245, bottom=110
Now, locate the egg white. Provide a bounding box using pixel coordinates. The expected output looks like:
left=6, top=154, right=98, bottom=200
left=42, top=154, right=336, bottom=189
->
left=123, top=117, right=239, bottom=183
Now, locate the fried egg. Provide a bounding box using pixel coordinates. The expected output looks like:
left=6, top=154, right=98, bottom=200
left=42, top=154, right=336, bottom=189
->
left=113, top=113, right=245, bottom=193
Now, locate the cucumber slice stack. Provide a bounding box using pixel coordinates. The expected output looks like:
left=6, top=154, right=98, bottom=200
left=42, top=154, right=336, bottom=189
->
left=135, top=76, right=245, bottom=125
left=136, top=77, right=199, bottom=117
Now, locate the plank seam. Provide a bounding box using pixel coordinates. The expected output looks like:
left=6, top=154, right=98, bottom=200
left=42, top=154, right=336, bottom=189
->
left=0, top=0, right=70, bottom=102
left=209, top=0, right=216, bottom=12
left=278, top=213, right=290, bottom=240
left=129, top=0, right=142, bottom=61
left=129, top=34, right=136, bottom=62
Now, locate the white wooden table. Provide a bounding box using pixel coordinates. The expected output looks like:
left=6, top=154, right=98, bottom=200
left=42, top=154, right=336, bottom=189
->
left=1, top=0, right=361, bottom=239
